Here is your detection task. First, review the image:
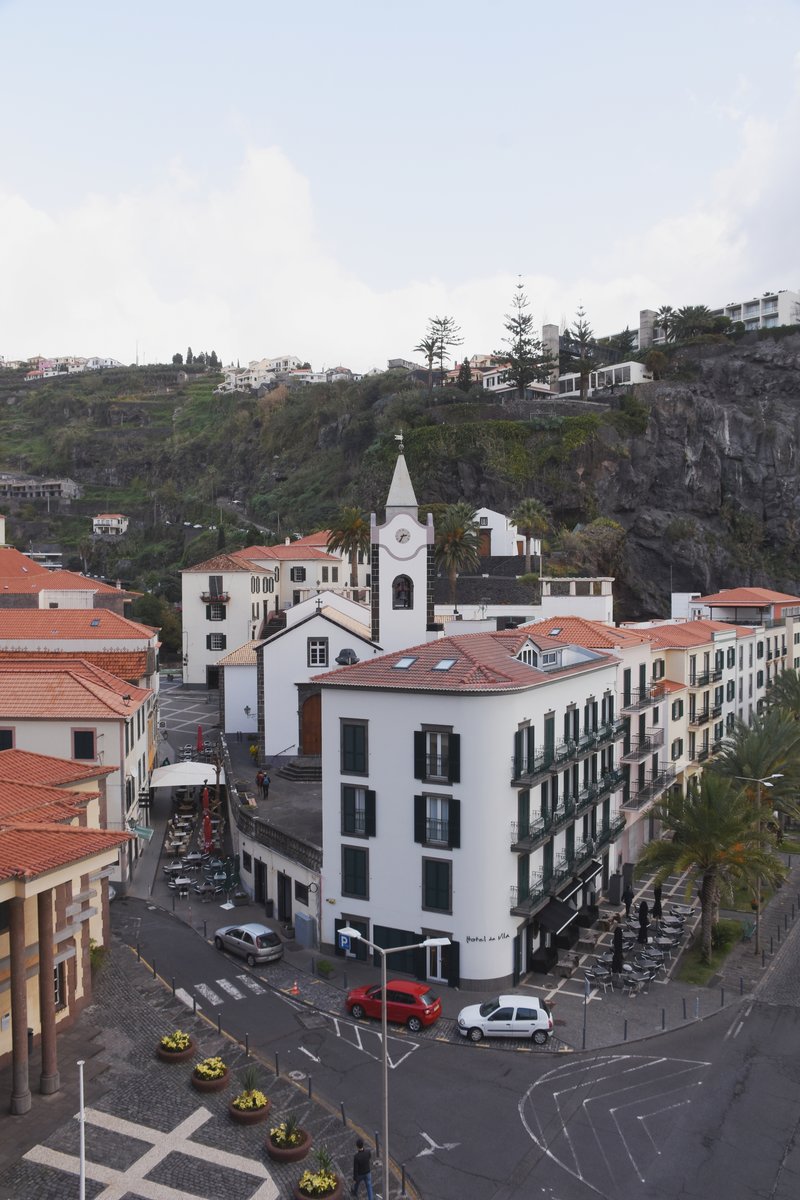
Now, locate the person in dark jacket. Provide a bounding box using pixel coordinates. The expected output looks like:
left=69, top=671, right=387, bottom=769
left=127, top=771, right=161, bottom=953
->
left=352, top=1138, right=374, bottom=1199
left=622, top=883, right=634, bottom=918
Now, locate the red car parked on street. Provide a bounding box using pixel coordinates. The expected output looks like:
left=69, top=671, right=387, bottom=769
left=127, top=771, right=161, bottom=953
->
left=345, top=980, right=441, bottom=1032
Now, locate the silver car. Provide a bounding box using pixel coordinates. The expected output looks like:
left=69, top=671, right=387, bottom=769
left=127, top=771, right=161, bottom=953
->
left=214, top=922, right=283, bottom=966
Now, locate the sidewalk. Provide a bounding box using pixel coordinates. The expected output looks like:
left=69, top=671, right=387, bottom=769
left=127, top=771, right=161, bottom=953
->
left=0, top=935, right=414, bottom=1200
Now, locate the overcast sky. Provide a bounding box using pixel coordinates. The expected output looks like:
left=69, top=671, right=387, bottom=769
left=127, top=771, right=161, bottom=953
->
left=2, top=1, right=799, bottom=372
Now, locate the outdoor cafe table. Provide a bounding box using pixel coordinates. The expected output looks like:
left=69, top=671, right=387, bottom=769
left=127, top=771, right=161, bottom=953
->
left=182, top=851, right=203, bottom=865
left=169, top=876, right=192, bottom=890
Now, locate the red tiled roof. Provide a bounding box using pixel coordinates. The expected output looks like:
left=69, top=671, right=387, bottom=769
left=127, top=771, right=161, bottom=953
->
left=645, top=619, right=753, bottom=649
left=233, top=545, right=340, bottom=563
left=0, top=609, right=157, bottom=639
left=315, top=630, right=612, bottom=693
left=0, top=568, right=137, bottom=595
left=694, top=587, right=800, bottom=606
left=522, top=616, right=652, bottom=649
left=290, top=530, right=332, bottom=546
left=0, top=781, right=88, bottom=822
left=0, top=547, right=50, bottom=578
left=0, top=649, right=149, bottom=679
left=0, top=658, right=150, bottom=717
left=0, top=822, right=130, bottom=881
left=0, top=748, right=114, bottom=784
left=182, top=552, right=275, bottom=574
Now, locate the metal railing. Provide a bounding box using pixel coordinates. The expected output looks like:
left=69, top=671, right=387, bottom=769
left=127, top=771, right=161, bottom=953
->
left=621, top=728, right=664, bottom=761
left=511, top=719, right=626, bottom=784
left=689, top=708, right=710, bottom=727
left=623, top=764, right=676, bottom=809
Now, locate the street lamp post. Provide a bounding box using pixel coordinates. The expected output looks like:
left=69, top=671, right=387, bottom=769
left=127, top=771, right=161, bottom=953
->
left=734, top=773, right=783, bottom=955
left=338, top=928, right=450, bottom=1199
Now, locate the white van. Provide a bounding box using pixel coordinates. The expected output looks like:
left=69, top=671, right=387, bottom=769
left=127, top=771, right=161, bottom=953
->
left=457, top=995, right=553, bottom=1043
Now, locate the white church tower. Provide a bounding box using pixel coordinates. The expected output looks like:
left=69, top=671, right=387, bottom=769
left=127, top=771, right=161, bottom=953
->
left=370, top=438, right=436, bottom=652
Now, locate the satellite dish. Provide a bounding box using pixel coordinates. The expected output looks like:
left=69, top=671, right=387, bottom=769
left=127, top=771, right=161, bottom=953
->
left=335, top=648, right=359, bottom=666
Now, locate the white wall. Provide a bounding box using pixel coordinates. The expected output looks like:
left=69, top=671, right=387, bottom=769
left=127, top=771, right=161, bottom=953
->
left=223, top=664, right=258, bottom=736
left=182, top=568, right=276, bottom=685
left=320, top=657, right=620, bottom=986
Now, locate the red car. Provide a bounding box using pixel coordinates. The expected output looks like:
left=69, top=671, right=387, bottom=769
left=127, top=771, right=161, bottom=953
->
left=345, top=980, right=441, bottom=1032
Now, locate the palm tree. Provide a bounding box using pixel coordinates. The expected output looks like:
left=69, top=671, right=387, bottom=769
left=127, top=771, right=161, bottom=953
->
left=636, top=774, right=784, bottom=963
left=326, top=507, right=371, bottom=594
left=435, top=503, right=480, bottom=607
left=712, top=709, right=800, bottom=835
left=414, top=334, right=438, bottom=396
left=655, top=305, right=674, bottom=343
left=511, top=498, right=549, bottom=574
left=766, top=668, right=800, bottom=718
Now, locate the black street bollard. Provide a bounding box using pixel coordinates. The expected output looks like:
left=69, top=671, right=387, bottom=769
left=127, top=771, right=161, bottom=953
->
left=217, top=1013, right=221, bottom=1035
left=193, top=995, right=197, bottom=1014
left=307, top=1075, right=312, bottom=1099
left=245, top=1032, right=249, bottom=1057
left=203, top=921, right=207, bottom=938
left=682, top=998, right=687, bottom=1020
left=374, top=1132, right=380, bottom=1160
left=695, top=997, right=700, bottom=1019
left=152, top=959, right=156, bottom=978
left=171, top=895, right=175, bottom=912
left=136, top=942, right=141, bottom=961
left=274, top=1051, right=279, bottom=1078
left=340, top=1101, right=347, bottom=1127
left=171, top=977, right=176, bottom=996
left=662, top=1008, right=666, bottom=1031
left=762, top=949, right=766, bottom=968
left=401, top=1164, right=407, bottom=1195
left=624, top=1019, right=628, bottom=1042
left=720, top=987, right=725, bottom=1008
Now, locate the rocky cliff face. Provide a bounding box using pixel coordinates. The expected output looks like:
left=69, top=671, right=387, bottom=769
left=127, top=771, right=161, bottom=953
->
left=591, top=333, right=800, bottom=614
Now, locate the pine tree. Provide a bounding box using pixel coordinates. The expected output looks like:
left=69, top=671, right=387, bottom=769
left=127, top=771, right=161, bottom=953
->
left=456, top=358, right=472, bottom=392
left=570, top=305, right=594, bottom=401
left=186, top=347, right=194, bottom=366
left=496, top=283, right=552, bottom=398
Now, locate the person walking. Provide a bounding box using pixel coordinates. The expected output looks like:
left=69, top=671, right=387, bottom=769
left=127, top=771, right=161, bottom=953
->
left=352, top=1138, right=374, bottom=1199
left=255, top=769, right=264, bottom=797
left=263, top=772, right=270, bottom=799
left=622, top=883, right=634, bottom=918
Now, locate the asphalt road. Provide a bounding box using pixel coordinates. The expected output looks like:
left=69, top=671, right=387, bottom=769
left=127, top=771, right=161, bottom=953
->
left=115, top=899, right=800, bottom=1200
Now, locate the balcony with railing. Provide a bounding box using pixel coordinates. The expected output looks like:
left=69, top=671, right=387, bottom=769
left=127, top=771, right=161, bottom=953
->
left=711, top=704, right=723, bottom=719
left=511, top=725, right=623, bottom=787
left=200, top=590, right=231, bottom=604
left=689, top=669, right=722, bottom=687
left=621, top=685, right=658, bottom=712
left=689, top=708, right=710, bottom=727
left=509, top=871, right=546, bottom=916
left=622, top=764, right=676, bottom=809
left=510, top=798, right=575, bottom=851
left=596, top=814, right=627, bottom=848
left=693, top=745, right=711, bottom=763
left=620, top=728, right=664, bottom=762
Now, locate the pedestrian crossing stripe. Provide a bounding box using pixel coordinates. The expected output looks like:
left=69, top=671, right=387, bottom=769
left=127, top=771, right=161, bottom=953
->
left=216, top=978, right=246, bottom=999
left=195, top=982, right=223, bottom=1006
left=236, top=974, right=265, bottom=994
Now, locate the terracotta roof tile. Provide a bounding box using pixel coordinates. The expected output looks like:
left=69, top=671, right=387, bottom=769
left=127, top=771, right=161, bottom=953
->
left=694, top=587, right=800, bottom=606
left=315, top=630, right=611, bottom=693
left=644, top=619, right=753, bottom=649
left=0, top=609, right=157, bottom=639
left=0, top=781, right=87, bottom=822
left=0, top=568, right=138, bottom=595
left=0, top=823, right=130, bottom=881
left=233, top=545, right=340, bottom=563
left=216, top=640, right=264, bottom=666
left=522, top=616, right=652, bottom=649
left=0, top=649, right=149, bottom=679
left=0, top=748, right=114, bottom=783
left=181, top=552, right=275, bottom=574
left=0, top=547, right=50, bottom=578
left=0, top=659, right=150, bottom=717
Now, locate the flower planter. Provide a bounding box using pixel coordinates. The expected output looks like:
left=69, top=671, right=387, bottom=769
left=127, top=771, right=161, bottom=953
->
left=156, top=1038, right=196, bottom=1064
left=292, top=1179, right=341, bottom=1200
left=229, top=1097, right=271, bottom=1125
left=191, top=1067, right=229, bottom=1093
left=266, top=1128, right=312, bottom=1163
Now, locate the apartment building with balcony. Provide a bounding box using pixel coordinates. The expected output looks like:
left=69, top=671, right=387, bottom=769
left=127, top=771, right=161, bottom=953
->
left=319, top=627, right=624, bottom=988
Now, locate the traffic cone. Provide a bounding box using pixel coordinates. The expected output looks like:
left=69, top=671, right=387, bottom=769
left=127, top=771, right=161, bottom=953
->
left=290, top=979, right=299, bottom=996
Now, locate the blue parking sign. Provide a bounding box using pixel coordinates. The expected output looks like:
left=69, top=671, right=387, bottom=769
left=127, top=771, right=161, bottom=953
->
left=338, top=933, right=351, bottom=952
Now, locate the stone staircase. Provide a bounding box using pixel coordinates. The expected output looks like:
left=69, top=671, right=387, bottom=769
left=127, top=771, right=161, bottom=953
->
left=277, top=756, right=322, bottom=782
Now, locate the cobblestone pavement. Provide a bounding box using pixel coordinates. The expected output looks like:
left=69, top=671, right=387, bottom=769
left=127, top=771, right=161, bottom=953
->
left=0, top=941, right=413, bottom=1200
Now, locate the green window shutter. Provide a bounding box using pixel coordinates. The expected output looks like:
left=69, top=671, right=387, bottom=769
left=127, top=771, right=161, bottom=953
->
left=365, top=790, right=376, bottom=837
left=413, top=795, right=425, bottom=843
left=448, top=798, right=461, bottom=849
left=414, top=731, right=426, bottom=779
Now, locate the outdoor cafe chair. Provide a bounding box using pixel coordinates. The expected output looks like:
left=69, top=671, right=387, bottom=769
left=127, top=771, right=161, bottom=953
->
left=584, top=970, right=611, bottom=995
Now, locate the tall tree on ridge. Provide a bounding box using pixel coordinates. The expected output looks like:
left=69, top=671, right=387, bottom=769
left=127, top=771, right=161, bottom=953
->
left=511, top=498, right=549, bottom=574
left=435, top=502, right=480, bottom=607
left=496, top=281, right=552, bottom=398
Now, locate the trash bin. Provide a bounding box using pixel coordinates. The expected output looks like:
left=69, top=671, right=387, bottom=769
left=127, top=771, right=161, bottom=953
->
left=265, top=899, right=274, bottom=919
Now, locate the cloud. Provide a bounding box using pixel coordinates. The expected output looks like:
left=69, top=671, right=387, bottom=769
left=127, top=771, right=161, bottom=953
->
left=2, top=103, right=799, bottom=373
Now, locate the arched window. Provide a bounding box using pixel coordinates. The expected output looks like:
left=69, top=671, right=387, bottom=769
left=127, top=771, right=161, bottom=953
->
left=393, top=575, right=413, bottom=609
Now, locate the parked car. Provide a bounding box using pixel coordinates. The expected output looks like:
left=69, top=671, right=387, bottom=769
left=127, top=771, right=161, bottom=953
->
left=345, top=980, right=441, bottom=1033
left=214, top=923, right=283, bottom=966
left=457, top=995, right=553, bottom=1043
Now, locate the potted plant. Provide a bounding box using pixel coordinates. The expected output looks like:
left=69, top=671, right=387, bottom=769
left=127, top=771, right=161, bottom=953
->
left=293, top=1146, right=341, bottom=1199
left=229, top=1064, right=271, bottom=1124
left=266, top=1115, right=312, bottom=1163
left=157, top=1030, right=195, bottom=1063
left=191, top=1055, right=229, bottom=1093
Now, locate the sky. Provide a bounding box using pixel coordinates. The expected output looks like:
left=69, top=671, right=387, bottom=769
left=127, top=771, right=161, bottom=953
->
left=1, top=0, right=800, bottom=372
